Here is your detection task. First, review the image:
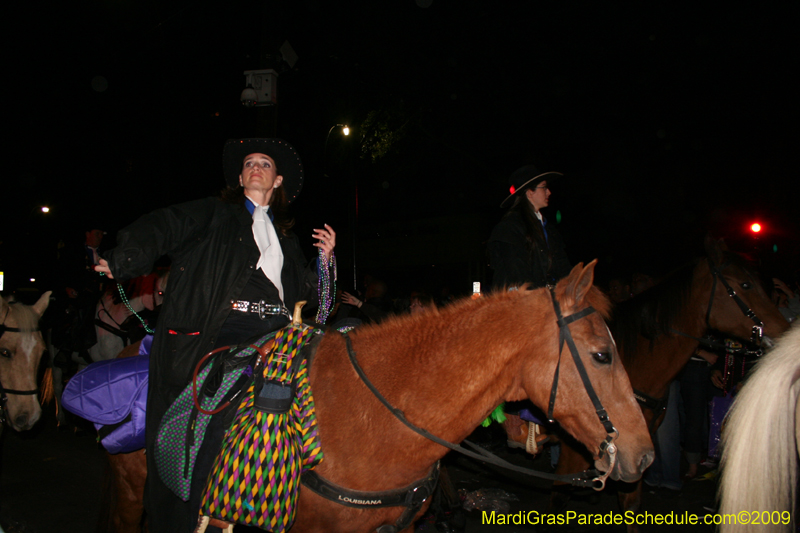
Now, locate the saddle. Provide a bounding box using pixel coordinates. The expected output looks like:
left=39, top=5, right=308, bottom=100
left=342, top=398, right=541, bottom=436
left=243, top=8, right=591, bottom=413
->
left=61, top=353, right=149, bottom=454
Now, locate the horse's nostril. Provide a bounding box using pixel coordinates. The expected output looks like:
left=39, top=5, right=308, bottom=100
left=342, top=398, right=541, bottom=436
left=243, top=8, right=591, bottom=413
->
left=14, top=415, right=31, bottom=430
left=639, top=450, right=655, bottom=472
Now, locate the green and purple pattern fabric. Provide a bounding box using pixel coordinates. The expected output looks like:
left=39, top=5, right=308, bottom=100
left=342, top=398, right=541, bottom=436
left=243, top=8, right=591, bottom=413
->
left=154, top=333, right=276, bottom=501
left=199, top=324, right=323, bottom=531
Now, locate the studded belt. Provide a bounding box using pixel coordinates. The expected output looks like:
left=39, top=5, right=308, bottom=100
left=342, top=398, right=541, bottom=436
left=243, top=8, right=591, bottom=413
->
left=231, top=300, right=291, bottom=321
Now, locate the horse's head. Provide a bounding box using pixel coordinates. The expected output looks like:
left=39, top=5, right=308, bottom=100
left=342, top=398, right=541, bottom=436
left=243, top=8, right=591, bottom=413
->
left=518, top=261, right=653, bottom=483
left=139, top=269, right=170, bottom=311
left=0, top=291, right=51, bottom=431
left=704, top=237, right=790, bottom=346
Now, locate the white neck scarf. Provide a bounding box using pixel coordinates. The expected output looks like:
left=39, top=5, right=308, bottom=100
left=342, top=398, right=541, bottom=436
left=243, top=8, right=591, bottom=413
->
left=248, top=197, right=285, bottom=302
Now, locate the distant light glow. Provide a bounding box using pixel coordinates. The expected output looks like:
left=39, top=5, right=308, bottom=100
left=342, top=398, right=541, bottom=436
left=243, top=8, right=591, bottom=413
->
left=773, top=244, right=778, bottom=253
left=41, top=206, right=50, bottom=213
left=750, top=223, right=762, bottom=233
left=556, top=210, right=562, bottom=224
left=509, top=185, right=516, bottom=195
left=342, top=126, right=350, bottom=136
left=30, top=278, right=36, bottom=282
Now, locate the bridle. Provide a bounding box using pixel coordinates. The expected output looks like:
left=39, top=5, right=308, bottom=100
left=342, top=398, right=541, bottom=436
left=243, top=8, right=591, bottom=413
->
left=669, top=258, right=766, bottom=355
left=704, top=258, right=764, bottom=347
left=0, top=305, right=41, bottom=424
left=303, top=287, right=621, bottom=533
left=639, top=257, right=766, bottom=426
left=545, top=286, right=618, bottom=484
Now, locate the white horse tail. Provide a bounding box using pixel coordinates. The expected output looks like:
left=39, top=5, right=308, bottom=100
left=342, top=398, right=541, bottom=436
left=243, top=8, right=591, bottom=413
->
left=719, top=325, right=800, bottom=532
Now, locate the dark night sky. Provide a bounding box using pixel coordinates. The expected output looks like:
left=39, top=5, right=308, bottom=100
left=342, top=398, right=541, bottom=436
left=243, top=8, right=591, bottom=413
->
left=5, top=0, right=799, bottom=293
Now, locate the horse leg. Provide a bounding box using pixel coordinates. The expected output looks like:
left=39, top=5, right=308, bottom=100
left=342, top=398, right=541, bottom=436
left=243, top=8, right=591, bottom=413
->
left=547, top=439, right=591, bottom=513
left=618, top=481, right=644, bottom=533
left=107, top=449, right=147, bottom=533
left=51, top=363, right=68, bottom=427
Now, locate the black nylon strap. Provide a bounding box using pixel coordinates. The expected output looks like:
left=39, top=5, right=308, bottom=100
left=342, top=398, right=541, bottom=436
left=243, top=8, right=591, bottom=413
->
left=633, top=388, right=669, bottom=435
left=0, top=317, right=42, bottom=399
left=339, top=332, right=603, bottom=488
left=302, top=463, right=439, bottom=509
left=707, top=259, right=763, bottom=328
left=548, top=288, right=614, bottom=435
left=0, top=324, right=40, bottom=338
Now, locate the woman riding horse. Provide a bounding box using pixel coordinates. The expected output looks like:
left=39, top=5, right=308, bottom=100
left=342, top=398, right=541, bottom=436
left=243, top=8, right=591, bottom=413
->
left=488, top=164, right=571, bottom=291
left=95, top=138, right=336, bottom=533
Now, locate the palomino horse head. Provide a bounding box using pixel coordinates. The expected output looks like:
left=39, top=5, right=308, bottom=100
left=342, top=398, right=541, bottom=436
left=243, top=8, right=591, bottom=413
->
left=0, top=291, right=51, bottom=431
left=515, top=261, right=653, bottom=482
left=703, top=237, right=789, bottom=346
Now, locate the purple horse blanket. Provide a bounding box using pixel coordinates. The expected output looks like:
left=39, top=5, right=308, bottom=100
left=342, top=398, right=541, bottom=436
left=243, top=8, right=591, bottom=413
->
left=61, top=353, right=149, bottom=454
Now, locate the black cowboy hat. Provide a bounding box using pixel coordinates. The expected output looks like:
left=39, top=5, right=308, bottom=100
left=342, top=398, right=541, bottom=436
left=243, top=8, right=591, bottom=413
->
left=222, top=138, right=304, bottom=204
left=500, top=165, right=563, bottom=208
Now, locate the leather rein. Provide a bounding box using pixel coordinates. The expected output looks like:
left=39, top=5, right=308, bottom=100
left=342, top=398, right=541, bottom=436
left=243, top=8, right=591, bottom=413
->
left=0, top=305, right=41, bottom=424
left=303, top=287, right=620, bottom=533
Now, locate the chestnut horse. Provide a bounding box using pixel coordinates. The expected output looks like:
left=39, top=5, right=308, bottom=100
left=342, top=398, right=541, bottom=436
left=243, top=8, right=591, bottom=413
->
left=718, top=325, right=800, bottom=533
left=0, top=291, right=51, bottom=436
left=102, top=261, right=654, bottom=532
left=548, top=240, right=789, bottom=531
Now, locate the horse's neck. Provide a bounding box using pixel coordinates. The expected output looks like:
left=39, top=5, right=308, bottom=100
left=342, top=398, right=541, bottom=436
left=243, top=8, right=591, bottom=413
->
left=327, top=300, right=537, bottom=473
left=626, top=265, right=709, bottom=396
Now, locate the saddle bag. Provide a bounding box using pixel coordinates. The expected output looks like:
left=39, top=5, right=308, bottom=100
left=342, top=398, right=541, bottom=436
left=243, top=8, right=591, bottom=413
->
left=154, top=334, right=270, bottom=501
left=61, top=354, right=149, bottom=454
left=196, top=323, right=323, bottom=533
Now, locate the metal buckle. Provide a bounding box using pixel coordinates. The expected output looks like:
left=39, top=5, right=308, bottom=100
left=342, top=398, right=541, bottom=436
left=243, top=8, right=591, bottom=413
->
left=256, top=300, right=284, bottom=320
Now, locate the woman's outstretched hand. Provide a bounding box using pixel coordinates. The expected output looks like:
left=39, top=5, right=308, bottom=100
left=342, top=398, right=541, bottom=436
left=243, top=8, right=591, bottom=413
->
left=94, top=258, right=115, bottom=279
left=313, top=224, right=336, bottom=260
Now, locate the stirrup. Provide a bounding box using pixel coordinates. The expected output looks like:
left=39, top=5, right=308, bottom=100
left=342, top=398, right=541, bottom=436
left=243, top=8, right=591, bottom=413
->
left=526, top=422, right=543, bottom=455
left=195, top=516, right=234, bottom=533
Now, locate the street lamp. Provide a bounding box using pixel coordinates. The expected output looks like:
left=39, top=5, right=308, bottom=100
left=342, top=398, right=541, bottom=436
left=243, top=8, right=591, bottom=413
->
left=323, top=124, right=350, bottom=177
left=323, top=124, right=357, bottom=289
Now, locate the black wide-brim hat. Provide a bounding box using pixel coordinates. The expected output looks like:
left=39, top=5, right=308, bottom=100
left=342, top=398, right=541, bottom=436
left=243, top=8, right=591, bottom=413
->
left=500, top=164, right=563, bottom=208
left=223, top=138, right=304, bottom=204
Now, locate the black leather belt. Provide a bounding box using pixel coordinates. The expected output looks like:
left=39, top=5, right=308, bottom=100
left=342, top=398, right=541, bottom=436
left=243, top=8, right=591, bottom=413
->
left=231, top=300, right=290, bottom=320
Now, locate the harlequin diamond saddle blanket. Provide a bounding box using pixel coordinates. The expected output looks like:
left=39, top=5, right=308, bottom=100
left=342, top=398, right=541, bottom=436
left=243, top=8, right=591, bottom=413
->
left=194, top=322, right=324, bottom=533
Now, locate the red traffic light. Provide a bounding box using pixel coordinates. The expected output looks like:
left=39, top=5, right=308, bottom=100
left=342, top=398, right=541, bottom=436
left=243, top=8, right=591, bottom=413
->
left=750, top=222, right=762, bottom=233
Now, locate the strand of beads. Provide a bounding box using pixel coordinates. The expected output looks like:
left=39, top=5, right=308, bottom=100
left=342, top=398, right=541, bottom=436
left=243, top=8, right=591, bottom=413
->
left=315, top=250, right=337, bottom=324
left=116, top=282, right=155, bottom=334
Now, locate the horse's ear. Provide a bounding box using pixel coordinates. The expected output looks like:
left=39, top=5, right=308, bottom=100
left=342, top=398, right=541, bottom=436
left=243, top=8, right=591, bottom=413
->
left=566, top=260, right=597, bottom=308
left=704, top=234, right=727, bottom=265
left=32, top=291, right=52, bottom=318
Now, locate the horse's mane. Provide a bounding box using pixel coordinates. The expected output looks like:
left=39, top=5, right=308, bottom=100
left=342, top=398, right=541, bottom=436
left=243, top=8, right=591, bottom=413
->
left=352, top=283, right=611, bottom=341
left=612, top=251, right=760, bottom=364
left=611, top=262, right=695, bottom=361
left=719, top=324, right=800, bottom=529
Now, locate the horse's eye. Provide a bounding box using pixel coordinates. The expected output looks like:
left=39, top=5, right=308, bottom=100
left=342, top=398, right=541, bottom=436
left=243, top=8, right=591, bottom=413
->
left=0, top=349, right=11, bottom=359
left=592, top=352, right=612, bottom=365
left=740, top=282, right=752, bottom=290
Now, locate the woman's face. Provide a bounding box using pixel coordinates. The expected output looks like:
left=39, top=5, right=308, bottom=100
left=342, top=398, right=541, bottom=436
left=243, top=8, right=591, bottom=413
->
left=525, top=181, right=550, bottom=211
left=239, top=153, right=283, bottom=196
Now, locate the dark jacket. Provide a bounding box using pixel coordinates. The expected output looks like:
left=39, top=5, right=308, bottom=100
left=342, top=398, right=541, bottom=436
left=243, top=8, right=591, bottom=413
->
left=103, top=196, right=318, bottom=532
left=488, top=210, right=571, bottom=290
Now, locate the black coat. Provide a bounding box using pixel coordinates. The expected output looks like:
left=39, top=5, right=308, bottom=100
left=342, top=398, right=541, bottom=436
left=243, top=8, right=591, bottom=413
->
left=488, top=210, right=571, bottom=290
left=103, top=196, right=319, bottom=532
